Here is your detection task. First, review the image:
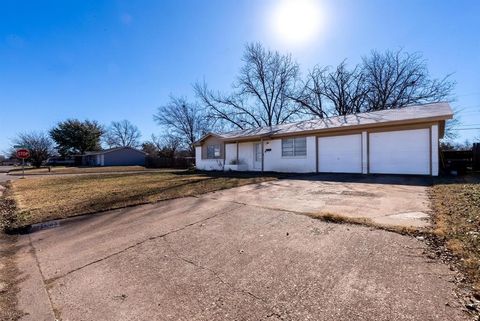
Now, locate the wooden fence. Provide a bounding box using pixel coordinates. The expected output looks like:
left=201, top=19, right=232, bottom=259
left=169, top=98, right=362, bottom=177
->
left=474, top=143, right=480, bottom=171
left=441, top=148, right=478, bottom=174
left=146, top=156, right=195, bottom=169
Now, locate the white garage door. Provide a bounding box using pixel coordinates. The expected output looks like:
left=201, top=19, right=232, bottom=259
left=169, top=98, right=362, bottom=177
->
left=318, top=134, right=362, bottom=173
left=369, top=129, right=430, bottom=175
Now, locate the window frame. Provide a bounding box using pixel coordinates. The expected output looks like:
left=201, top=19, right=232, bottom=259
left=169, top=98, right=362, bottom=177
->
left=281, top=137, right=307, bottom=158
left=206, top=144, right=221, bottom=159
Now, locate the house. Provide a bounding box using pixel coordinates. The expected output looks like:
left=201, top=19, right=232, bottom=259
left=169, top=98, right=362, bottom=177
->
left=1, top=157, right=19, bottom=166
left=82, top=147, right=146, bottom=166
left=194, top=102, right=453, bottom=176
left=46, top=156, right=75, bottom=166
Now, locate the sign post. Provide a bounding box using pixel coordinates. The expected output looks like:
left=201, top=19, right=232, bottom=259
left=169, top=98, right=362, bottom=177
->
left=16, top=148, right=30, bottom=179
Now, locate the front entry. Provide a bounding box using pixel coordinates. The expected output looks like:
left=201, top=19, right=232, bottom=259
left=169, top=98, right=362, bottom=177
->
left=253, top=143, right=262, bottom=170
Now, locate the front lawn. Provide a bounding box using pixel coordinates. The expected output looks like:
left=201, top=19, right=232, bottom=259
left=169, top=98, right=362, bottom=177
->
left=8, top=165, right=150, bottom=175
left=4, top=171, right=277, bottom=230
left=430, top=175, right=480, bottom=297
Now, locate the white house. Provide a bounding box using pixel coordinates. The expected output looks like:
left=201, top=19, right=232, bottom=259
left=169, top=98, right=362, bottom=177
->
left=194, top=102, right=453, bottom=176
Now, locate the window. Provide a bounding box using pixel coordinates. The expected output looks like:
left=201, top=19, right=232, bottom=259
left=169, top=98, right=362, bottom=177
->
left=282, top=137, right=307, bottom=157
left=206, top=144, right=221, bottom=159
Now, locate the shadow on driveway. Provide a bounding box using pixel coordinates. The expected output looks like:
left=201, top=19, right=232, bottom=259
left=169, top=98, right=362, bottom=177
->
left=193, top=170, right=433, bottom=187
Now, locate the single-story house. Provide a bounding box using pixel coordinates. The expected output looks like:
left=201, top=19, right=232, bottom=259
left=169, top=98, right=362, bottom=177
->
left=82, top=147, right=146, bottom=166
left=194, top=102, right=453, bottom=176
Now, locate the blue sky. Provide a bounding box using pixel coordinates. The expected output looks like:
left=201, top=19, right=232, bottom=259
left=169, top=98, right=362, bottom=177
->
left=0, top=0, right=479, bottom=153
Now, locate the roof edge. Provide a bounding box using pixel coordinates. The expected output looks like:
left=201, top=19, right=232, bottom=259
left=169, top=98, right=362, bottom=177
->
left=193, top=132, right=224, bottom=146
left=84, top=146, right=147, bottom=155
left=220, top=116, right=452, bottom=143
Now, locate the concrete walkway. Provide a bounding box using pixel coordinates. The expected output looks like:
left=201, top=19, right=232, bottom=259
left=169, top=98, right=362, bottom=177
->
left=16, top=195, right=467, bottom=321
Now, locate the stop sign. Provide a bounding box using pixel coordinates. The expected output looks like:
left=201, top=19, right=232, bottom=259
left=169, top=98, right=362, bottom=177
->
left=16, top=149, right=30, bottom=159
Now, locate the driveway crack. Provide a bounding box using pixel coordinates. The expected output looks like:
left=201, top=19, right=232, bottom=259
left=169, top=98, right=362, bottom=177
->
left=163, top=237, right=266, bottom=303
left=44, top=207, right=234, bottom=285
left=162, top=237, right=292, bottom=320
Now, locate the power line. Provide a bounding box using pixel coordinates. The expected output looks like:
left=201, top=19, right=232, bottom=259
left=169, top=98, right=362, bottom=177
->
left=455, top=105, right=480, bottom=110
left=455, top=92, right=480, bottom=98
left=457, top=111, right=480, bottom=114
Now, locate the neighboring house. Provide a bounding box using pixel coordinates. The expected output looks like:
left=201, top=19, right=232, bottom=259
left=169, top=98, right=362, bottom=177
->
left=46, top=156, right=75, bottom=166
left=1, top=158, right=19, bottom=166
left=194, top=102, right=453, bottom=176
left=82, top=147, right=146, bottom=166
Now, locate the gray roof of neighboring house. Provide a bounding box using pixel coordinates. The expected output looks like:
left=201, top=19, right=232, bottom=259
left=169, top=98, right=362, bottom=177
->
left=195, top=102, right=453, bottom=144
left=84, top=147, right=146, bottom=156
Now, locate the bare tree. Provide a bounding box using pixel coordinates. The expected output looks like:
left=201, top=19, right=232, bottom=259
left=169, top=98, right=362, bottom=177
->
left=195, top=42, right=301, bottom=129
left=323, top=62, right=368, bottom=116
left=361, top=49, right=455, bottom=111
left=141, top=141, right=159, bottom=156
left=147, top=134, right=182, bottom=158
left=290, top=66, right=328, bottom=118
left=104, top=120, right=141, bottom=148
left=295, top=61, right=368, bottom=117
left=11, top=132, right=54, bottom=168
left=153, top=96, right=208, bottom=155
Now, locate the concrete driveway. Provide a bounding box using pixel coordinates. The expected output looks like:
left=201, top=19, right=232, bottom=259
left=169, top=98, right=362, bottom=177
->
left=16, top=177, right=468, bottom=321
left=201, top=174, right=432, bottom=228
left=0, top=166, right=17, bottom=183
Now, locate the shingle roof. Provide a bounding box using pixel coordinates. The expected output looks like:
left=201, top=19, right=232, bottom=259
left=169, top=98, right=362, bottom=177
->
left=197, top=102, right=453, bottom=143
left=84, top=146, right=146, bottom=155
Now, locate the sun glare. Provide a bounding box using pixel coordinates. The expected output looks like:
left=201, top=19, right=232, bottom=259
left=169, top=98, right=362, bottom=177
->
left=270, top=0, right=323, bottom=47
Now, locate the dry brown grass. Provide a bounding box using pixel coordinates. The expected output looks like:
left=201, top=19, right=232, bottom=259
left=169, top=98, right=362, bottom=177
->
left=430, top=176, right=480, bottom=296
left=8, top=165, right=150, bottom=175
left=0, top=185, right=23, bottom=321
left=7, top=171, right=277, bottom=229
left=0, top=234, right=23, bottom=321
left=306, top=211, right=421, bottom=236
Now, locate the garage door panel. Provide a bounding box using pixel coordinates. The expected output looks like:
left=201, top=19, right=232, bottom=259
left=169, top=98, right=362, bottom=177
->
left=318, top=134, right=362, bottom=173
left=369, top=129, right=430, bottom=175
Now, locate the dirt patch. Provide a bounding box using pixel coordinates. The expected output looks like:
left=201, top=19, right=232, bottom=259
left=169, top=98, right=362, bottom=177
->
left=429, top=175, right=480, bottom=315
left=0, top=234, right=24, bottom=321
left=0, top=183, right=19, bottom=231
left=0, top=183, right=23, bottom=320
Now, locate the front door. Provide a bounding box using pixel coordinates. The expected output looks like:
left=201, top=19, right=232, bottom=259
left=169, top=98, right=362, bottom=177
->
left=253, top=143, right=262, bottom=170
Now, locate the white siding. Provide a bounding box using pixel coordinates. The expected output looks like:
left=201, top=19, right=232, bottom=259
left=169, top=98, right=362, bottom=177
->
left=318, top=134, right=362, bottom=173
left=195, top=146, right=224, bottom=170
left=369, top=128, right=430, bottom=175
left=263, top=137, right=316, bottom=173
left=431, top=124, right=439, bottom=176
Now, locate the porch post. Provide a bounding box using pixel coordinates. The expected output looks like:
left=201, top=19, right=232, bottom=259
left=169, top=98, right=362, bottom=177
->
left=261, top=139, right=264, bottom=172
left=223, top=142, right=226, bottom=171
left=236, top=141, right=239, bottom=164
left=361, top=131, right=368, bottom=174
